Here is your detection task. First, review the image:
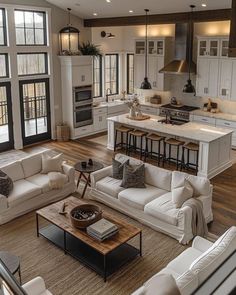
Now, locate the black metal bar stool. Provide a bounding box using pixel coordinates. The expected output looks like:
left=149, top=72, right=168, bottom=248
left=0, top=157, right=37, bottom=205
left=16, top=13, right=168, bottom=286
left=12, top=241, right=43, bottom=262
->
left=144, top=133, right=165, bottom=166
left=114, top=125, right=133, bottom=154
left=181, top=142, right=199, bottom=175
left=163, top=138, right=184, bottom=170
left=128, top=129, right=147, bottom=159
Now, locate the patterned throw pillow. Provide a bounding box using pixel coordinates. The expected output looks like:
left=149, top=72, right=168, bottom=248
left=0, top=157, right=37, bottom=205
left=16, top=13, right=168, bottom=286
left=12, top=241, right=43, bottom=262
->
left=0, top=170, right=13, bottom=197
left=121, top=163, right=146, bottom=188
left=112, top=158, right=129, bottom=180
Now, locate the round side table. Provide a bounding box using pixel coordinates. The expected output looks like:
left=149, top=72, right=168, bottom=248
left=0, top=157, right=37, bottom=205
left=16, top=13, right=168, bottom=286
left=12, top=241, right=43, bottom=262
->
left=74, top=161, right=104, bottom=198
left=0, top=251, right=22, bottom=284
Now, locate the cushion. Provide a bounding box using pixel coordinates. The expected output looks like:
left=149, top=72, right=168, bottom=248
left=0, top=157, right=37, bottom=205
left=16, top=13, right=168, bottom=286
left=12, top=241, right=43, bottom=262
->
left=172, top=180, right=193, bottom=208
left=21, top=152, right=43, bottom=178
left=171, top=171, right=210, bottom=197
left=190, top=226, right=236, bottom=284
left=121, top=163, right=146, bottom=188
left=112, top=158, right=129, bottom=180
left=27, top=174, right=52, bottom=193
left=115, top=154, right=143, bottom=166
left=96, top=176, right=125, bottom=198
left=143, top=274, right=181, bottom=295
left=1, top=161, right=25, bottom=182
left=0, top=170, right=13, bottom=197
left=41, top=153, right=63, bottom=174
left=145, top=163, right=172, bottom=191
left=48, top=172, right=68, bottom=190
left=144, top=192, right=180, bottom=226
left=8, top=179, right=42, bottom=207
left=118, top=185, right=167, bottom=210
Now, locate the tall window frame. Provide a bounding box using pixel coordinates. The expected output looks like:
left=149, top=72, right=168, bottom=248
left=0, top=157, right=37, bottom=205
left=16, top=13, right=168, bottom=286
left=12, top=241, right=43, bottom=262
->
left=0, top=53, right=9, bottom=78
left=105, top=54, right=119, bottom=95
left=17, top=52, right=48, bottom=76
left=0, top=8, right=7, bottom=46
left=93, top=55, right=102, bottom=98
left=127, top=53, right=134, bottom=94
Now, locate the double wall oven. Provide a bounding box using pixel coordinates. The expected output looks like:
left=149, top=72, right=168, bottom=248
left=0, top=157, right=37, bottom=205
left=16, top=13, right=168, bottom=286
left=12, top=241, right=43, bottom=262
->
left=73, top=85, right=93, bottom=128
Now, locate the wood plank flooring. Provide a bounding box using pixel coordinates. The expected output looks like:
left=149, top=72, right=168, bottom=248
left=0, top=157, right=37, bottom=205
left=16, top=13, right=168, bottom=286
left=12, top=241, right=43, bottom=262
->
left=25, top=135, right=236, bottom=237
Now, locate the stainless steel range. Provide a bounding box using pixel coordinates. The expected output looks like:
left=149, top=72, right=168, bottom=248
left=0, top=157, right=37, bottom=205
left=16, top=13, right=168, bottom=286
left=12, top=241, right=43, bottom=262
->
left=159, top=104, right=199, bottom=125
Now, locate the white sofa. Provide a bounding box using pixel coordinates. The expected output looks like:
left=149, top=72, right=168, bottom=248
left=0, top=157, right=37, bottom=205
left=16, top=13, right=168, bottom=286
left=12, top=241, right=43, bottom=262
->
left=23, top=277, right=52, bottom=295
left=89, top=154, right=213, bottom=244
left=132, top=226, right=236, bottom=295
left=0, top=152, right=75, bottom=225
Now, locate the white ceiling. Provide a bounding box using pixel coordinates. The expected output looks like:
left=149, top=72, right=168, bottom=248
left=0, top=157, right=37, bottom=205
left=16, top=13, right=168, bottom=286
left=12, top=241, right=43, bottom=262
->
left=46, top=0, right=232, bottom=19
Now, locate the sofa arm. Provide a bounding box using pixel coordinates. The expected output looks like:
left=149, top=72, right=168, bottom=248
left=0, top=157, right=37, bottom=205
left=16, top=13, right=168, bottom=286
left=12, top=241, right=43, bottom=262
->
left=22, top=277, right=51, bottom=295
left=0, top=194, right=8, bottom=213
left=177, top=206, right=193, bottom=244
left=62, top=163, right=75, bottom=183
left=192, top=236, right=213, bottom=253
left=90, top=166, right=112, bottom=188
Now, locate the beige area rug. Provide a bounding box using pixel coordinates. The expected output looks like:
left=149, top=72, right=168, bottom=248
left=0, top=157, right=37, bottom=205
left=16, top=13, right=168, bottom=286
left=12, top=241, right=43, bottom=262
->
left=0, top=193, right=188, bottom=295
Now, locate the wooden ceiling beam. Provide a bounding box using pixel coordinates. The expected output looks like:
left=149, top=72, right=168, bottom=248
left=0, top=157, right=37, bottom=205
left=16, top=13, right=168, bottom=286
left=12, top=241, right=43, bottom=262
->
left=84, top=9, right=231, bottom=27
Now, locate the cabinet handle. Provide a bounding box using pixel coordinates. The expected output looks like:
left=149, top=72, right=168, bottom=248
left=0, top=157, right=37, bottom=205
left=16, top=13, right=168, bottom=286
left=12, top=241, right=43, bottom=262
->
left=202, top=118, right=208, bottom=122
left=224, top=122, right=230, bottom=126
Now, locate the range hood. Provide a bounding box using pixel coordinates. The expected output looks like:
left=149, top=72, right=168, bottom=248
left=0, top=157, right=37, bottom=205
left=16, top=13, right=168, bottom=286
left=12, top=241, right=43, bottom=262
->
left=159, top=23, right=196, bottom=74
left=228, top=0, right=236, bottom=57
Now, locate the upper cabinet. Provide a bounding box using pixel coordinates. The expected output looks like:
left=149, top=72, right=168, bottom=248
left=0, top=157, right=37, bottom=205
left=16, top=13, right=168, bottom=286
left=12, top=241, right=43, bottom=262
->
left=198, top=38, right=220, bottom=58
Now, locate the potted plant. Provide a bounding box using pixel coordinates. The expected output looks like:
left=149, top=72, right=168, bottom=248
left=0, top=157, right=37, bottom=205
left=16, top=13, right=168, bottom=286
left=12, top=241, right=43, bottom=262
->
left=78, top=41, right=101, bottom=56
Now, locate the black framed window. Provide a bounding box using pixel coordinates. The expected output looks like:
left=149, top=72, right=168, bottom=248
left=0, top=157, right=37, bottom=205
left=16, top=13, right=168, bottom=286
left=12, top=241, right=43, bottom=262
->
left=17, top=53, right=48, bottom=76
left=0, top=8, right=7, bottom=46
left=105, top=54, right=119, bottom=95
left=0, top=54, right=9, bottom=78
left=127, top=54, right=134, bottom=94
left=93, top=56, right=102, bottom=98
left=14, top=10, right=47, bottom=46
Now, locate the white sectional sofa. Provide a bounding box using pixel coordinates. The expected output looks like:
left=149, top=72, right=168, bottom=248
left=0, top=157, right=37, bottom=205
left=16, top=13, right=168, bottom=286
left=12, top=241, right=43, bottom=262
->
left=0, top=152, right=75, bottom=225
left=132, top=226, right=236, bottom=295
left=89, top=154, right=213, bottom=244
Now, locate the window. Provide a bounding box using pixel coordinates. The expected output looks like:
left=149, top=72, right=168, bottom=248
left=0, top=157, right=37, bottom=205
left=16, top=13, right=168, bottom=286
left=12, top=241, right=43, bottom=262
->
left=127, top=54, right=134, bottom=94
left=0, top=54, right=9, bottom=78
left=0, top=8, right=7, bottom=45
left=93, top=56, right=102, bottom=98
left=14, top=10, right=46, bottom=45
left=105, top=54, right=119, bottom=95
left=17, top=53, right=48, bottom=76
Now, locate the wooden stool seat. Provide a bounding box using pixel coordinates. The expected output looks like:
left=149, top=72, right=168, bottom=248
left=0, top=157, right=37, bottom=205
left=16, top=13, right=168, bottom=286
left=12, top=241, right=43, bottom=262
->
left=116, top=125, right=133, bottom=133
left=114, top=126, right=133, bottom=154
left=129, top=130, right=147, bottom=137
left=184, top=142, right=199, bottom=151
left=165, top=138, right=184, bottom=146
left=146, top=133, right=165, bottom=141
left=145, top=133, right=165, bottom=166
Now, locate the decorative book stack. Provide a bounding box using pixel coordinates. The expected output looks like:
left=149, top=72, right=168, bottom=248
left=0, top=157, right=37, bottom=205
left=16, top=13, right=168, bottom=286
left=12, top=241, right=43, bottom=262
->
left=87, top=218, right=118, bottom=242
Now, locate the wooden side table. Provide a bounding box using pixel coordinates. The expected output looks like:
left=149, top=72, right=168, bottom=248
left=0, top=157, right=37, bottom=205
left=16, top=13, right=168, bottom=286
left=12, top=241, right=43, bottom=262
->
left=0, top=251, right=22, bottom=285
left=74, top=161, right=104, bottom=198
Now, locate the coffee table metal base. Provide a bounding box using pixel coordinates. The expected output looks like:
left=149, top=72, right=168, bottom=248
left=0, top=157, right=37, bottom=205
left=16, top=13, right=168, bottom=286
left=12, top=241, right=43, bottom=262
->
left=36, top=215, right=141, bottom=282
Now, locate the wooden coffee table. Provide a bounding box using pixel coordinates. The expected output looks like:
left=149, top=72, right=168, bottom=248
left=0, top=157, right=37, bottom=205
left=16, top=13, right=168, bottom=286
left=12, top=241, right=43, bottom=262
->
left=36, top=196, right=142, bottom=282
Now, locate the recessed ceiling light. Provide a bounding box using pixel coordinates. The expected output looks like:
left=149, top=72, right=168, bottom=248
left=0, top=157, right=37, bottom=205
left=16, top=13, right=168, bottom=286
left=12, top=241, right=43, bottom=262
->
left=93, top=12, right=98, bottom=16
left=201, top=3, right=207, bottom=7
left=129, top=10, right=134, bottom=13
left=106, top=0, right=111, bottom=3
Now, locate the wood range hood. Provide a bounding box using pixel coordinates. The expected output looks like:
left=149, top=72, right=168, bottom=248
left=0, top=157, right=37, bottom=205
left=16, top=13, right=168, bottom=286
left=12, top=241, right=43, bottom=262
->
left=229, top=0, right=236, bottom=57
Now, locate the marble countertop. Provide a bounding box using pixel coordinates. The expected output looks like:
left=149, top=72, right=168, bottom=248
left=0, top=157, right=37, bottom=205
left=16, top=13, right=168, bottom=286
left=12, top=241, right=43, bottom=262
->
left=93, top=99, right=162, bottom=109
left=108, top=114, right=233, bottom=143
left=192, top=110, right=236, bottom=122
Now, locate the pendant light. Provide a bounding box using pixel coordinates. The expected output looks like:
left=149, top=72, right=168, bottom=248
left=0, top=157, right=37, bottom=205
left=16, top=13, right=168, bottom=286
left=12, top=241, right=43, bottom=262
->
left=183, top=5, right=195, bottom=94
left=140, top=9, right=152, bottom=89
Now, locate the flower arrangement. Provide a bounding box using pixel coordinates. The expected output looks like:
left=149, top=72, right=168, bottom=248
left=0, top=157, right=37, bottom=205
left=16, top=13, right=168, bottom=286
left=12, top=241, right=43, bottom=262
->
left=126, top=95, right=142, bottom=117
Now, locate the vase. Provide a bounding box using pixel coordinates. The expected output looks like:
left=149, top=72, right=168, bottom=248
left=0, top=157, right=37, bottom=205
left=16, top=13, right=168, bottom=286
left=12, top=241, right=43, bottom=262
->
left=129, top=107, right=136, bottom=118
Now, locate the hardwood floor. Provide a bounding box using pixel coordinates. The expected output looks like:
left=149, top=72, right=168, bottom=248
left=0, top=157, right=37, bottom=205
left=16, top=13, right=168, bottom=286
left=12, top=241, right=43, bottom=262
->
left=25, top=135, right=236, bottom=237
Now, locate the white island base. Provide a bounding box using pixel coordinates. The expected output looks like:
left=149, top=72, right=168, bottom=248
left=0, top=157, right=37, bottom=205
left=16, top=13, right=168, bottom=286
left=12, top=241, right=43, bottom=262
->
left=107, top=114, right=233, bottom=179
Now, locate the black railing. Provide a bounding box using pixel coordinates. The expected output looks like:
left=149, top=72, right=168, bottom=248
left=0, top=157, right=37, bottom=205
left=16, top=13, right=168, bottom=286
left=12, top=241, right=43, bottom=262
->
left=0, top=100, right=8, bottom=126
left=23, top=96, right=47, bottom=121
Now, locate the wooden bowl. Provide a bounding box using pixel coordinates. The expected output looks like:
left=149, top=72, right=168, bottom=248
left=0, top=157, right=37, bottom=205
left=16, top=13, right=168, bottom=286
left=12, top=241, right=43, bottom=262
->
left=70, top=204, right=102, bottom=229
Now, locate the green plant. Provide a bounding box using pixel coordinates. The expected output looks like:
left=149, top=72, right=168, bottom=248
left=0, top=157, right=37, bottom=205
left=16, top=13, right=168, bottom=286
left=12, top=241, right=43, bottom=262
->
left=79, top=41, right=101, bottom=56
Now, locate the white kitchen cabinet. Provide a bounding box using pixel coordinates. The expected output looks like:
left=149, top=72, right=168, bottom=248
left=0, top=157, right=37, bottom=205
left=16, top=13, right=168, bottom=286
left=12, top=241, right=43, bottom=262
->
left=231, top=60, right=236, bottom=101
left=220, top=39, right=229, bottom=57
left=74, top=125, right=94, bottom=138
left=140, top=105, right=158, bottom=115
left=193, top=115, right=216, bottom=126
left=94, top=113, right=107, bottom=132
left=198, top=38, right=220, bottom=58
left=218, top=59, right=233, bottom=99
left=216, top=118, right=236, bottom=147
left=134, top=55, right=146, bottom=89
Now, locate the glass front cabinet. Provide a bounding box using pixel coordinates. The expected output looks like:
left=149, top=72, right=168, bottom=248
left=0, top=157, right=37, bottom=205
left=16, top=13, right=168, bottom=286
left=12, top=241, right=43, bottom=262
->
left=135, top=38, right=165, bottom=56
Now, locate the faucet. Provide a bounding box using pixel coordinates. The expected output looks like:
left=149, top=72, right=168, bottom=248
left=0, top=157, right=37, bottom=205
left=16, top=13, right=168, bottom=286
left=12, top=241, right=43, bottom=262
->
left=106, top=88, right=112, bottom=103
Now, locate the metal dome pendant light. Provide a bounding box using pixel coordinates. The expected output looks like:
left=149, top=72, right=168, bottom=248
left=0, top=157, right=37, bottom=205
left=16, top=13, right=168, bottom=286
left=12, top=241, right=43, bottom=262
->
left=183, top=5, right=195, bottom=94
left=140, top=9, right=152, bottom=89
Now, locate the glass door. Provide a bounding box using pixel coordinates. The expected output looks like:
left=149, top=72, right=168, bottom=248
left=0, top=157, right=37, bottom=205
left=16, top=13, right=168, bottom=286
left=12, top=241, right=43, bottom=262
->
left=19, top=78, right=51, bottom=146
left=0, top=82, right=14, bottom=152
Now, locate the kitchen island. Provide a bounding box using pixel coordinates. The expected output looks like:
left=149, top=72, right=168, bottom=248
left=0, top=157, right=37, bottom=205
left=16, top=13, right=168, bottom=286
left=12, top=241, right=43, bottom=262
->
left=107, top=114, right=233, bottom=179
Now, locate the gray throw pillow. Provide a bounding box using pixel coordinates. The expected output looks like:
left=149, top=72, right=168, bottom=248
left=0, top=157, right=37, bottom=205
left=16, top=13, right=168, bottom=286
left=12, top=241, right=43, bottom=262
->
left=112, top=158, right=129, bottom=180
left=121, top=163, right=146, bottom=188
left=0, top=170, right=13, bottom=197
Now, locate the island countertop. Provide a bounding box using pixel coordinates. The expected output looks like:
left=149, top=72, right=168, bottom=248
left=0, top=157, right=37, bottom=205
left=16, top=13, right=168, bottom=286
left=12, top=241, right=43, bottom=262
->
left=108, top=114, right=233, bottom=143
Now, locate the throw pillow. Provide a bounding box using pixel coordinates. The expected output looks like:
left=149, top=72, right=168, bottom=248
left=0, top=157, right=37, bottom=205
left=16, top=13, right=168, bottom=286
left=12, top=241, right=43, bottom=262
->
left=112, top=158, right=129, bottom=179
left=0, top=170, right=13, bottom=197
left=41, top=153, right=63, bottom=174
left=172, top=179, right=194, bottom=208
left=121, top=163, right=146, bottom=188
left=144, top=274, right=181, bottom=295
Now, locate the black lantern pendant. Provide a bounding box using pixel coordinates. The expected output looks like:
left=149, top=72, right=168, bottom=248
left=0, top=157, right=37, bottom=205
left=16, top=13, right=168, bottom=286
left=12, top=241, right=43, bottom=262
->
left=183, top=5, right=195, bottom=94
left=140, top=9, right=152, bottom=89
left=59, top=8, right=80, bottom=55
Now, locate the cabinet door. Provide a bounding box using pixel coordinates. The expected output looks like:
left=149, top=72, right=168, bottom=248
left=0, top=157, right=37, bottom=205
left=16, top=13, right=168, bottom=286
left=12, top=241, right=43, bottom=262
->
left=198, top=40, right=208, bottom=57
left=134, top=55, right=145, bottom=88
left=135, top=40, right=146, bottom=55
left=72, top=65, right=92, bottom=86
left=196, top=59, right=209, bottom=96
left=94, top=114, right=107, bottom=131
left=220, top=39, right=229, bottom=57
left=231, top=60, right=236, bottom=101
left=148, top=56, right=158, bottom=88
left=208, top=39, right=219, bottom=57
left=156, top=40, right=164, bottom=56
left=148, top=40, right=156, bottom=55
left=208, top=59, right=219, bottom=97
left=218, top=59, right=232, bottom=99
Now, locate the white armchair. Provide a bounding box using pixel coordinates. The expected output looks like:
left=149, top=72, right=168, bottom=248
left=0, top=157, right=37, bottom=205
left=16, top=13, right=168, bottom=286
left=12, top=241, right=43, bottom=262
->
left=22, top=277, right=52, bottom=295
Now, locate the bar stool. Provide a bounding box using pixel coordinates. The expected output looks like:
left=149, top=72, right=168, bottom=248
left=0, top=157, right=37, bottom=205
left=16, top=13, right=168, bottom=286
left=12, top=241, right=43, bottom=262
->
left=128, top=129, right=147, bottom=159
left=144, top=133, right=165, bottom=166
left=181, top=142, right=199, bottom=175
left=114, top=125, right=133, bottom=154
left=163, top=138, right=184, bottom=170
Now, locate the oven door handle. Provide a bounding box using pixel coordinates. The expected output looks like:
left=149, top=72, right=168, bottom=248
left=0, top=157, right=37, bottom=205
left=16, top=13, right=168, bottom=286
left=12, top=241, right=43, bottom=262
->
left=74, top=106, right=93, bottom=112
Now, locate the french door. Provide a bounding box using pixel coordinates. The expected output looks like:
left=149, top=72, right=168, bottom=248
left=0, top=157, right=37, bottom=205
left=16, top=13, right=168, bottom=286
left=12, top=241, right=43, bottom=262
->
left=19, top=78, right=51, bottom=146
left=0, top=82, right=14, bottom=152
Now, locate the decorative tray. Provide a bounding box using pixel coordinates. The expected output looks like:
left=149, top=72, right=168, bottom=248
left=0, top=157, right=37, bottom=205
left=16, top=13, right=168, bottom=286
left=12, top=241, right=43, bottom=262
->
left=126, top=114, right=150, bottom=121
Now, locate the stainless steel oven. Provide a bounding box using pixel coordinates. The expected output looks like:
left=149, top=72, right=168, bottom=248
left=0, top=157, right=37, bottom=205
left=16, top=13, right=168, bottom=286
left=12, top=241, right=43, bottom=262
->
left=74, top=104, right=93, bottom=128
left=73, top=85, right=92, bottom=107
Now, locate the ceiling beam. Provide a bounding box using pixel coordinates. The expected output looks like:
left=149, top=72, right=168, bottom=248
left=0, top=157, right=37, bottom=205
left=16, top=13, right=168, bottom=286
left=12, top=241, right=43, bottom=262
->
left=84, top=9, right=231, bottom=27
